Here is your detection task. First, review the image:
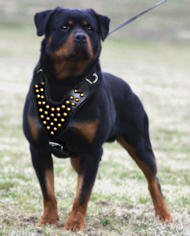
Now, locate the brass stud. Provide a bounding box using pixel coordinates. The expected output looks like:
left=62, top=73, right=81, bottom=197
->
left=71, top=102, right=76, bottom=106
left=41, top=95, right=44, bottom=99
left=44, top=111, right=48, bottom=115
left=34, top=84, right=38, bottom=88
left=61, top=118, right=65, bottom=122
left=43, top=120, right=47, bottom=125
left=46, top=117, right=50, bottom=121
left=74, top=89, right=78, bottom=93
left=54, top=118, right=58, bottom=122
left=36, top=94, right=40, bottom=98
left=66, top=100, right=70, bottom=104
left=38, top=101, right=42, bottom=105
left=67, top=107, right=71, bottom=111
left=35, top=89, right=39, bottom=93
left=41, top=81, right=45, bottom=85
left=51, top=107, right=55, bottom=111
left=56, top=107, right=60, bottom=111
left=46, top=105, right=50, bottom=109
left=50, top=122, right=54, bottom=126
left=39, top=108, right=43, bottom=112
left=58, top=123, right=62, bottom=127
left=40, top=88, right=44, bottom=92
left=46, top=126, right=50, bottom=130
left=63, top=112, right=67, bottom=117
left=70, top=96, right=74, bottom=100
left=53, top=127, right=57, bottom=131
left=57, top=113, right=61, bottom=117
left=40, top=115, right=44, bottom=119
left=42, top=101, right=46, bottom=105
left=50, top=131, right=54, bottom=135
left=75, top=98, right=80, bottom=102
left=61, top=104, right=66, bottom=109
left=80, top=93, right=84, bottom=97
left=50, top=113, right=54, bottom=117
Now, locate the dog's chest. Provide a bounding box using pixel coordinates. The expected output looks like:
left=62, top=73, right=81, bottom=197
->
left=33, top=69, right=101, bottom=139
left=34, top=80, right=85, bottom=137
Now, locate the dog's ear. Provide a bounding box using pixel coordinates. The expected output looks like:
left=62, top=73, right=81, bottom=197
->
left=34, top=9, right=55, bottom=36
left=90, top=10, right=110, bottom=41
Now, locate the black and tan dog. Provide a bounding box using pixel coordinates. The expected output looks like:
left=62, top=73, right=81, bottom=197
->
left=23, top=7, right=172, bottom=232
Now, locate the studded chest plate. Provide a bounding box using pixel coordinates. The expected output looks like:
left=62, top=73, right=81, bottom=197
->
left=34, top=81, right=85, bottom=137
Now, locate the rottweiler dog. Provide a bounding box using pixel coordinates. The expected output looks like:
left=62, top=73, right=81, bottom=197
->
left=23, top=7, right=172, bottom=232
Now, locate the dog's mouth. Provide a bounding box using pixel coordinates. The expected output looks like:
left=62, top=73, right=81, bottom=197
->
left=53, top=44, right=94, bottom=79
left=53, top=41, right=92, bottom=62
left=67, top=34, right=94, bottom=61
left=71, top=44, right=91, bottom=60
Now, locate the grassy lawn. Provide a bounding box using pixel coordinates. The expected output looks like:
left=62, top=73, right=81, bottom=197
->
left=0, top=13, right=190, bottom=236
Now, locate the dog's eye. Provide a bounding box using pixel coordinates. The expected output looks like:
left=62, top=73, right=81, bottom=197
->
left=60, top=25, right=70, bottom=31
left=86, top=25, right=93, bottom=31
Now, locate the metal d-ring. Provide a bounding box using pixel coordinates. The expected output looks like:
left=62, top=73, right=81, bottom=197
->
left=37, top=68, right=43, bottom=74
left=85, top=73, right=98, bottom=84
left=49, top=141, right=64, bottom=151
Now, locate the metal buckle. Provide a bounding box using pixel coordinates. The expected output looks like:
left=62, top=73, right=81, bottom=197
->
left=85, top=73, right=98, bottom=84
left=49, top=141, right=64, bottom=151
left=37, top=68, right=43, bottom=74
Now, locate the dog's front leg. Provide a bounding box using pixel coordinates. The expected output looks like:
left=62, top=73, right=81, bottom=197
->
left=63, top=149, right=102, bottom=232
left=30, top=144, right=58, bottom=226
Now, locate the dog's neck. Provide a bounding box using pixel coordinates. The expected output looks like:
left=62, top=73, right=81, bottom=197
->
left=38, top=52, right=101, bottom=102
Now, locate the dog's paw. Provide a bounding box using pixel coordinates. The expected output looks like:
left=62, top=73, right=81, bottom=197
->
left=156, top=213, right=172, bottom=223
left=36, top=216, right=58, bottom=226
left=62, top=220, right=84, bottom=232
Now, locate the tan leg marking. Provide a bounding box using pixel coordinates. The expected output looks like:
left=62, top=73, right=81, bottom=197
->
left=117, top=137, right=172, bottom=222
left=75, top=120, right=99, bottom=143
left=27, top=115, right=38, bottom=141
left=71, top=158, right=80, bottom=174
left=63, top=174, right=91, bottom=232
left=36, top=169, right=58, bottom=226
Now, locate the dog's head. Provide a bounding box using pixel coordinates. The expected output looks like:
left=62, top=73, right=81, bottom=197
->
left=34, top=7, right=110, bottom=78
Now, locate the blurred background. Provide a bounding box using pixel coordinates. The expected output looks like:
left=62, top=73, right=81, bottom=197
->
left=0, top=0, right=190, bottom=235
left=0, top=0, right=189, bottom=41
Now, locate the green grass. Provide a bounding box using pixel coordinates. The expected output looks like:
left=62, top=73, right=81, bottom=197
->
left=0, top=15, right=190, bottom=236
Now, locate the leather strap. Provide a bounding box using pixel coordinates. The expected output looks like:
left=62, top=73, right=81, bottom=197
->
left=33, top=68, right=101, bottom=141
left=108, top=0, right=167, bottom=35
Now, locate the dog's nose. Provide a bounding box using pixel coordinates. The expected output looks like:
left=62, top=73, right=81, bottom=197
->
left=74, top=32, right=87, bottom=44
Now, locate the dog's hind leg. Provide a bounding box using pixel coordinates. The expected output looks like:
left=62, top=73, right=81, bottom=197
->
left=117, top=114, right=172, bottom=222
left=30, top=145, right=58, bottom=226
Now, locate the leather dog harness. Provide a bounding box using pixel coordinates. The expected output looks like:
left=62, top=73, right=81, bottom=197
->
left=33, top=68, right=101, bottom=157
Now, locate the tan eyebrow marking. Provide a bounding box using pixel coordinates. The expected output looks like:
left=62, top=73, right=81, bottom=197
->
left=68, top=19, right=74, bottom=25
left=83, top=20, right=88, bottom=26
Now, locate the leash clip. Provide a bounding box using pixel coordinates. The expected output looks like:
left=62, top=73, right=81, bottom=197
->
left=85, top=73, right=98, bottom=84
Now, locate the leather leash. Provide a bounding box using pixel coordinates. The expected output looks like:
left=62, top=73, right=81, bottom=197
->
left=108, top=0, right=167, bottom=36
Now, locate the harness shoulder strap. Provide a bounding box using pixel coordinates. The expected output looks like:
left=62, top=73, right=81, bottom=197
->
left=33, top=69, right=101, bottom=157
